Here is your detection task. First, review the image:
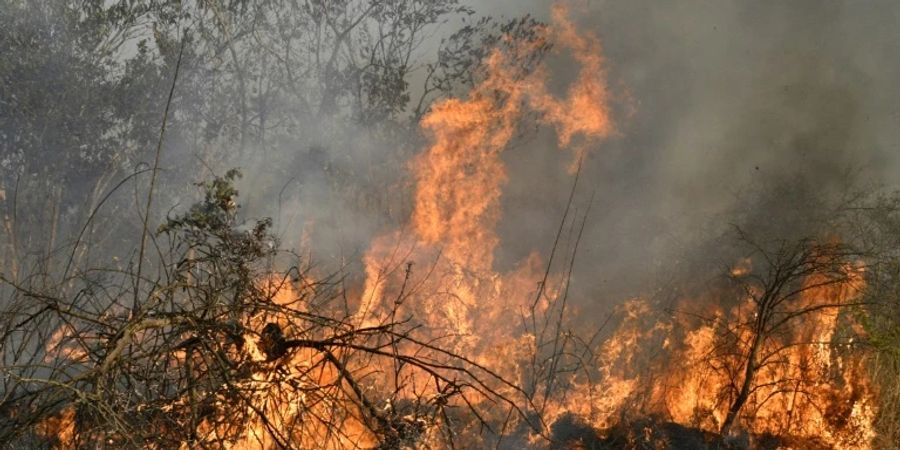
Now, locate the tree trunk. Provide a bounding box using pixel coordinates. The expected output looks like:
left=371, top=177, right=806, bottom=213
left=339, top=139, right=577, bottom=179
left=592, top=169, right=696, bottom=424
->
left=721, top=331, right=762, bottom=435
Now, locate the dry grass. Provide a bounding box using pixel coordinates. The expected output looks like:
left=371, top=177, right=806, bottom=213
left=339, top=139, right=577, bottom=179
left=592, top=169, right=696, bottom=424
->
left=870, top=351, right=900, bottom=449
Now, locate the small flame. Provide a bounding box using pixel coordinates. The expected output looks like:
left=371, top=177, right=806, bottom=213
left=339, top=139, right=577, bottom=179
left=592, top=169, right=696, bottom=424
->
left=37, top=407, right=76, bottom=449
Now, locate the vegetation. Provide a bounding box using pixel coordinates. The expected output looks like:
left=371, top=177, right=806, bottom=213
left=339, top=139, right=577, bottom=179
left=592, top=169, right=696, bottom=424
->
left=1, top=170, right=533, bottom=447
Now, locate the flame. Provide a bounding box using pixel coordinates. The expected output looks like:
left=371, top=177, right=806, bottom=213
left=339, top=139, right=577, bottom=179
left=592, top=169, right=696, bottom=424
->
left=44, top=324, right=88, bottom=364
left=588, top=263, right=877, bottom=448
left=347, top=4, right=616, bottom=445
left=35, top=1, right=881, bottom=448
left=165, top=274, right=381, bottom=450
left=36, top=407, right=76, bottom=449
left=730, top=257, right=752, bottom=277
left=410, top=2, right=612, bottom=271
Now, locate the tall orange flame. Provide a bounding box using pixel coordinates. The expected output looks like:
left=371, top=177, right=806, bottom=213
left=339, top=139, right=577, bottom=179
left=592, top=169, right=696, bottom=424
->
left=411, top=3, right=612, bottom=272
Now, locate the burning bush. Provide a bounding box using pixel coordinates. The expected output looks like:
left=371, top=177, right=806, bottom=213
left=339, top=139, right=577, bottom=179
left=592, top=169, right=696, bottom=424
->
left=0, top=169, right=538, bottom=448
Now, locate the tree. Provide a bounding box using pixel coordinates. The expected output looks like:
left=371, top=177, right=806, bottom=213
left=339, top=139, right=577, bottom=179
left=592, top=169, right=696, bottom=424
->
left=715, top=229, right=866, bottom=435
left=0, top=0, right=175, bottom=274
left=0, top=0, right=545, bottom=275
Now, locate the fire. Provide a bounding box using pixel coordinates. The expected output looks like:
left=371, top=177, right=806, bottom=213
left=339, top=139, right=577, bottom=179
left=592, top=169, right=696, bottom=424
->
left=589, top=262, right=877, bottom=448
left=411, top=3, right=612, bottom=270
left=37, top=1, right=614, bottom=443
left=375, top=1, right=611, bottom=344
left=333, top=4, right=618, bottom=447
left=36, top=407, right=76, bottom=449
left=159, top=273, right=382, bottom=450
left=358, top=2, right=613, bottom=435
left=44, top=324, right=88, bottom=364
left=33, top=2, right=882, bottom=449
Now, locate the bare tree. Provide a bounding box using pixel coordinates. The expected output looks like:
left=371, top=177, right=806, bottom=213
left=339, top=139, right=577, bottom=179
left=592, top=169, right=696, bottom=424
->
left=713, top=228, right=867, bottom=435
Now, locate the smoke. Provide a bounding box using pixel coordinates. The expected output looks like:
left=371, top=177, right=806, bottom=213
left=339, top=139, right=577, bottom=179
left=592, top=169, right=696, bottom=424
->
left=74, top=0, right=900, bottom=316
left=455, top=0, right=900, bottom=310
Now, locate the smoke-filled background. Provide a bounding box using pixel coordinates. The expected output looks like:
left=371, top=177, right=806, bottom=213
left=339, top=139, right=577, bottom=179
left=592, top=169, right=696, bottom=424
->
left=463, top=0, right=900, bottom=308
left=226, top=0, right=900, bottom=314
left=4, top=0, right=898, bottom=305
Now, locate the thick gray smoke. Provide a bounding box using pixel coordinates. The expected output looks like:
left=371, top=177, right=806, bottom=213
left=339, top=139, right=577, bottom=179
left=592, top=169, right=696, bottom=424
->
left=117, top=0, right=900, bottom=318
left=468, top=0, right=900, bottom=311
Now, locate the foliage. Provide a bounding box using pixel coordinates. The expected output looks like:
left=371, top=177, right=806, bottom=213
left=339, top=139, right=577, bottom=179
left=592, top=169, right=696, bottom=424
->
left=0, top=0, right=546, bottom=277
